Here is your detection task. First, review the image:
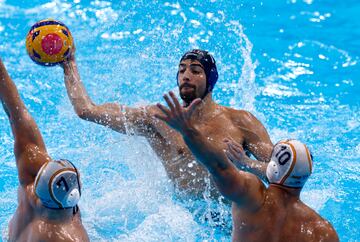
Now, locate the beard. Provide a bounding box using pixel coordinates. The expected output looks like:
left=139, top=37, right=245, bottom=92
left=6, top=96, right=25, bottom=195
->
left=179, top=83, right=197, bottom=107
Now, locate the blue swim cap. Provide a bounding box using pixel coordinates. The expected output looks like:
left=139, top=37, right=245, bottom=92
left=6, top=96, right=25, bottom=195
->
left=178, top=49, right=218, bottom=94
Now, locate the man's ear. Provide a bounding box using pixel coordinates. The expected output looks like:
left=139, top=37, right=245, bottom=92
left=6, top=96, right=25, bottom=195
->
left=176, top=71, right=179, bottom=86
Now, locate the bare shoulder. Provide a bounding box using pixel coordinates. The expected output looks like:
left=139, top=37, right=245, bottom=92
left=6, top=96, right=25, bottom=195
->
left=299, top=205, right=339, bottom=242
left=222, top=106, right=262, bottom=128
left=16, top=143, right=51, bottom=186
left=312, top=217, right=339, bottom=242
left=303, top=220, right=338, bottom=242
left=218, top=165, right=266, bottom=209
left=17, top=218, right=89, bottom=242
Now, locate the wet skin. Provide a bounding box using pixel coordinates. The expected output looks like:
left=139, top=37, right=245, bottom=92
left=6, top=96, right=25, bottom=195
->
left=155, top=93, right=339, bottom=242
left=62, top=50, right=273, bottom=199
left=0, top=58, right=89, bottom=242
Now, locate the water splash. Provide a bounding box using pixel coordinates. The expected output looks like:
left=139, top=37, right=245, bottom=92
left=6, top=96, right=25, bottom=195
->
left=227, top=20, right=258, bottom=112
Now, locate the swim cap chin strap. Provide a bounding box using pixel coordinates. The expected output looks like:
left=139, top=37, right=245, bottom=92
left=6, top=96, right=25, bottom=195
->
left=34, top=159, right=81, bottom=209
left=178, top=49, right=218, bottom=99
left=266, top=139, right=313, bottom=188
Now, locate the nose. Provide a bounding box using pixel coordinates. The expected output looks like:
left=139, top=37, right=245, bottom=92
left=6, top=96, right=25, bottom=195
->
left=181, top=68, right=191, bottom=83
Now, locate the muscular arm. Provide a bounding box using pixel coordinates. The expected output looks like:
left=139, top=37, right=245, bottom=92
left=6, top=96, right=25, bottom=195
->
left=62, top=54, right=154, bottom=136
left=229, top=149, right=268, bottom=181
left=227, top=111, right=273, bottom=180
left=156, top=92, right=266, bottom=209
left=183, top=126, right=265, bottom=208
left=0, top=58, right=50, bottom=186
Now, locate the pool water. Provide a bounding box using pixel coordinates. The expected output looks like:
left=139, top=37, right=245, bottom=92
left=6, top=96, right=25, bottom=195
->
left=0, top=0, right=359, bottom=241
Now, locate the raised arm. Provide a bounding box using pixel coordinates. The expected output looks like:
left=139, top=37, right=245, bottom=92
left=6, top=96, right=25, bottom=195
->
left=61, top=48, right=154, bottom=136
left=0, top=58, right=50, bottom=186
left=225, top=111, right=273, bottom=181
left=155, top=91, right=265, bottom=209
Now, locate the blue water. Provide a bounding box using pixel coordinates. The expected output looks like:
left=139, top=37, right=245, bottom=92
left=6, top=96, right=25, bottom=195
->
left=0, top=0, right=359, bottom=241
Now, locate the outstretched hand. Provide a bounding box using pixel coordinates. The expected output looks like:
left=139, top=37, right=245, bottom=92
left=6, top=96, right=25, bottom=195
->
left=155, top=91, right=202, bottom=134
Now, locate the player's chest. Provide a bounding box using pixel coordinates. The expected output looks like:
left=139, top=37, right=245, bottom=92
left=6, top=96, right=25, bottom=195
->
left=156, top=119, right=245, bottom=152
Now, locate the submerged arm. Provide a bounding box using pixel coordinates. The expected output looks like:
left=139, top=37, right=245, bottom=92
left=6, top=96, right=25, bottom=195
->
left=0, top=58, right=50, bottom=185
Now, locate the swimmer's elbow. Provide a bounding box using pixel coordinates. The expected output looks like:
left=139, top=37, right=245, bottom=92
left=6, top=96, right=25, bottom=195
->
left=75, top=105, right=95, bottom=120
left=76, top=109, right=89, bottom=119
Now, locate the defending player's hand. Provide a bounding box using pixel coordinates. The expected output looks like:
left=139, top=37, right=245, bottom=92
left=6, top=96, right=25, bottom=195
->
left=224, top=137, right=246, bottom=167
left=155, top=91, right=201, bottom=134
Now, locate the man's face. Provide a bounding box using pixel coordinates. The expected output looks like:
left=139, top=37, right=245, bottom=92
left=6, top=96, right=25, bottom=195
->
left=178, top=59, right=207, bottom=105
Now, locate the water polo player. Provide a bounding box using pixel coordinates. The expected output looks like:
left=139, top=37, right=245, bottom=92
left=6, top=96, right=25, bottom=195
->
left=155, top=95, right=339, bottom=241
left=61, top=46, right=273, bottom=199
left=0, top=58, right=89, bottom=242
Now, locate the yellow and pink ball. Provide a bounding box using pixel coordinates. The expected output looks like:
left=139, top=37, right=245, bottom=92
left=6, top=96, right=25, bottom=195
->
left=26, top=19, right=73, bottom=66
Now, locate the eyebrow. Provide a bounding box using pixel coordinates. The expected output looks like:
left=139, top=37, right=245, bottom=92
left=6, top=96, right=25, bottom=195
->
left=179, top=63, right=204, bottom=69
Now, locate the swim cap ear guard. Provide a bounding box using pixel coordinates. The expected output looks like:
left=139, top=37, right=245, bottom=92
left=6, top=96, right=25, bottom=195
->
left=34, top=159, right=81, bottom=209
left=177, top=49, right=218, bottom=97
left=266, top=139, right=313, bottom=188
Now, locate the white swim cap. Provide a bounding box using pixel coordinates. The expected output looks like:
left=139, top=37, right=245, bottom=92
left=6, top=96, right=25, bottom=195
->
left=266, top=139, right=313, bottom=188
left=34, top=159, right=81, bottom=209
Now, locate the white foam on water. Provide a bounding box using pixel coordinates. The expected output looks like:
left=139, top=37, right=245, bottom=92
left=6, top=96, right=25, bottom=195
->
left=117, top=203, right=198, bottom=242
left=0, top=189, right=17, bottom=242
left=301, top=189, right=335, bottom=212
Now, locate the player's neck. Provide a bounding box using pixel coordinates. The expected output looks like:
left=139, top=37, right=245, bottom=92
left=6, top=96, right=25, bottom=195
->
left=40, top=206, right=76, bottom=221
left=191, top=93, right=217, bottom=121
left=269, top=184, right=302, bottom=198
